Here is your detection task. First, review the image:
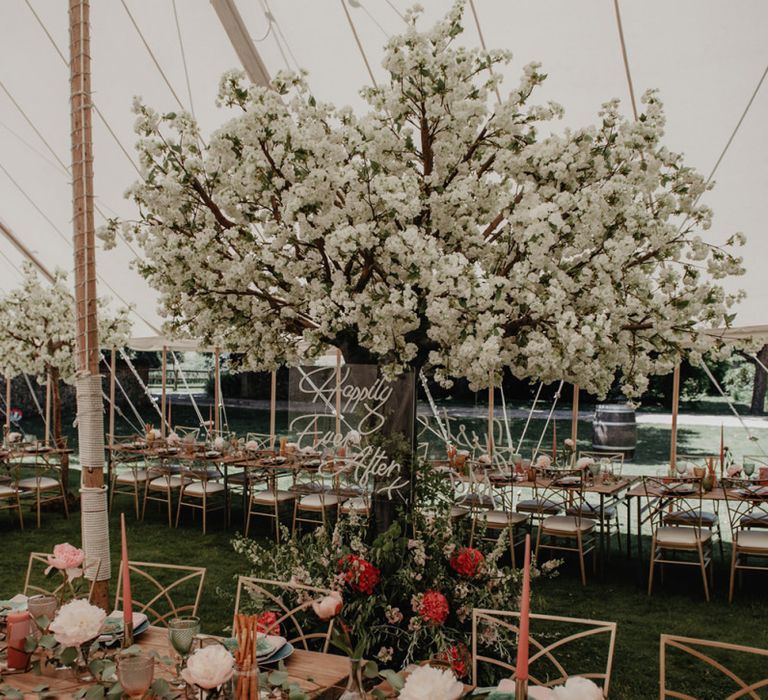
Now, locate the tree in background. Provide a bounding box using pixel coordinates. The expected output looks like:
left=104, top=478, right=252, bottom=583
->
left=104, top=3, right=743, bottom=400
left=0, top=263, right=131, bottom=489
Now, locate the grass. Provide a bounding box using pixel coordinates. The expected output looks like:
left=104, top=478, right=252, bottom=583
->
left=3, top=405, right=768, bottom=698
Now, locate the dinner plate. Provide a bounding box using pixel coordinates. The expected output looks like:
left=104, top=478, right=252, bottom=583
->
left=736, top=486, right=768, bottom=498
left=0, top=596, right=28, bottom=617
left=98, top=615, right=150, bottom=645
left=205, top=451, right=221, bottom=458
left=661, top=483, right=695, bottom=495
left=259, top=641, right=294, bottom=665
left=556, top=476, right=581, bottom=486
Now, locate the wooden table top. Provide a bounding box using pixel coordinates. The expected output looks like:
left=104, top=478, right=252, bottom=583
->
left=625, top=482, right=768, bottom=501
left=2, top=626, right=350, bottom=699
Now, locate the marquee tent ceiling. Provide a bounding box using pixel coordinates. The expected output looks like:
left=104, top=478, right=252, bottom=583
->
left=0, top=0, right=766, bottom=338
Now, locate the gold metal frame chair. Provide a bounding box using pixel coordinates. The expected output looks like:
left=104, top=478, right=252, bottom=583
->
left=534, top=469, right=596, bottom=586
left=643, top=476, right=713, bottom=601
left=17, top=459, right=69, bottom=528
left=469, top=477, right=529, bottom=567
left=660, top=633, right=768, bottom=699
left=233, top=576, right=335, bottom=652
left=0, top=464, right=24, bottom=528
left=114, top=561, right=206, bottom=627
left=471, top=608, right=616, bottom=696
left=722, top=481, right=768, bottom=602
left=108, top=434, right=149, bottom=518
left=24, top=552, right=101, bottom=601
left=142, top=456, right=183, bottom=527
left=175, top=463, right=228, bottom=534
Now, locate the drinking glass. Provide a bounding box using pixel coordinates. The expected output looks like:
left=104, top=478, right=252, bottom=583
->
left=118, top=654, right=155, bottom=699
left=27, top=595, right=58, bottom=632
left=168, top=616, right=200, bottom=687
left=744, top=462, right=756, bottom=480
left=675, top=460, right=688, bottom=479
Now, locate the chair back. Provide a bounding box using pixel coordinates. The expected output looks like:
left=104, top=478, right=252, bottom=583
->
left=24, top=552, right=101, bottom=602
left=660, top=633, right=768, bottom=699
left=722, top=481, right=768, bottom=535
left=642, top=476, right=704, bottom=535
left=233, top=576, right=335, bottom=652
left=114, top=561, right=206, bottom=626
left=471, top=608, right=616, bottom=696
left=245, top=433, right=273, bottom=451
left=533, top=468, right=588, bottom=524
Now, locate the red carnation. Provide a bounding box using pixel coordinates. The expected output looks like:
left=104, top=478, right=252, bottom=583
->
left=437, top=644, right=469, bottom=678
left=449, top=547, right=485, bottom=578
left=419, top=590, right=449, bottom=626
left=255, top=610, right=281, bottom=635
left=338, top=554, right=381, bottom=595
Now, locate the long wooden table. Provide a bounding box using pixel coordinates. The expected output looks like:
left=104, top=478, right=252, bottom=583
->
left=2, top=626, right=351, bottom=698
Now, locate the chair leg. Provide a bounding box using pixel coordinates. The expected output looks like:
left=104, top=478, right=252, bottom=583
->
left=728, top=544, right=737, bottom=603
left=109, top=478, right=116, bottom=512
left=292, top=500, right=298, bottom=535
left=245, top=499, right=252, bottom=539
left=697, top=542, right=710, bottom=602
left=508, top=526, right=516, bottom=569
left=16, top=494, right=24, bottom=530
left=36, top=490, right=41, bottom=529
left=274, top=500, right=281, bottom=544
left=647, top=536, right=657, bottom=597
left=60, top=481, right=69, bottom=519
left=577, top=533, right=587, bottom=586
left=202, top=493, right=207, bottom=535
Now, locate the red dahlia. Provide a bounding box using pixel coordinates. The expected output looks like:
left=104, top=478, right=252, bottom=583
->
left=338, top=554, right=381, bottom=595
left=255, top=610, right=281, bottom=635
left=449, top=547, right=485, bottom=578
left=419, top=590, right=449, bottom=626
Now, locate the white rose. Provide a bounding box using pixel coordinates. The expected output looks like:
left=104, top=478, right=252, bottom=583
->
left=311, top=591, right=343, bottom=621
left=181, top=644, right=235, bottom=689
left=534, top=455, right=552, bottom=469
left=550, top=677, right=604, bottom=700
left=49, top=599, right=107, bottom=648
left=399, top=666, right=464, bottom=700
left=346, top=430, right=361, bottom=446
left=213, top=437, right=226, bottom=451
left=575, top=457, right=594, bottom=470
left=167, top=432, right=181, bottom=446
left=245, top=440, right=260, bottom=451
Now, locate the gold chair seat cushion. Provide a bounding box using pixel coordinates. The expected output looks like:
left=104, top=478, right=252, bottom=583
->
left=663, top=510, right=718, bottom=526
left=18, top=477, right=60, bottom=491
left=517, top=498, right=561, bottom=515
left=299, top=493, right=345, bottom=509
left=474, top=509, right=528, bottom=527
left=250, top=489, right=296, bottom=504
left=339, top=496, right=369, bottom=513
left=148, top=475, right=183, bottom=491
left=542, top=515, right=595, bottom=535
left=740, top=513, right=768, bottom=528
left=115, top=470, right=149, bottom=484
left=655, top=526, right=712, bottom=547
left=566, top=504, right=617, bottom=520
left=735, top=529, right=768, bottom=552
left=0, top=484, right=20, bottom=497
left=183, top=481, right=226, bottom=496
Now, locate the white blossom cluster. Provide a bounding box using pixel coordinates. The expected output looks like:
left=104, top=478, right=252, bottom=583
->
left=0, top=263, right=132, bottom=384
left=102, top=2, right=743, bottom=397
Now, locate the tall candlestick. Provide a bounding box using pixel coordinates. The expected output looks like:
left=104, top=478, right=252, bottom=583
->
left=515, top=534, right=531, bottom=697
left=120, top=513, right=134, bottom=648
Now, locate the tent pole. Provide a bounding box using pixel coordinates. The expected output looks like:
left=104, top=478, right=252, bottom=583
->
left=571, top=384, right=580, bottom=446
left=161, top=346, right=167, bottom=437
left=487, top=380, right=494, bottom=457
left=335, top=349, right=342, bottom=438
left=44, top=371, right=52, bottom=446
left=670, top=364, right=681, bottom=474
left=269, top=370, right=276, bottom=452
left=4, top=376, right=10, bottom=434
left=69, top=0, right=109, bottom=610
left=213, top=348, right=220, bottom=433
left=107, top=347, right=116, bottom=488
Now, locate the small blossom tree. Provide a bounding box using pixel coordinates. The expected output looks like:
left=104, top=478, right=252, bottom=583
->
left=103, top=3, right=742, bottom=399
left=0, top=263, right=131, bottom=488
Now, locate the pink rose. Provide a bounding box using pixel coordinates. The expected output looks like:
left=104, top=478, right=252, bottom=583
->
left=46, top=543, right=85, bottom=581
left=312, top=591, right=343, bottom=621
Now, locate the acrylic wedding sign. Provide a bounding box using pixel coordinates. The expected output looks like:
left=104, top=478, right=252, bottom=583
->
left=288, top=364, right=415, bottom=501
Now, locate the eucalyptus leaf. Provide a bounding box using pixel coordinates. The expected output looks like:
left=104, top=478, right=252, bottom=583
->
left=363, top=660, right=379, bottom=678
left=380, top=669, right=404, bottom=690
left=58, top=646, right=78, bottom=666
left=268, top=670, right=289, bottom=686
left=38, top=634, right=57, bottom=650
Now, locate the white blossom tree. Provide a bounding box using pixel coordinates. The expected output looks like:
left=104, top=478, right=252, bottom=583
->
left=0, top=263, right=131, bottom=488
left=103, top=3, right=743, bottom=399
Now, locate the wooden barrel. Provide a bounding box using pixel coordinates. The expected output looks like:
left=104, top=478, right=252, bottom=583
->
left=591, top=403, right=637, bottom=460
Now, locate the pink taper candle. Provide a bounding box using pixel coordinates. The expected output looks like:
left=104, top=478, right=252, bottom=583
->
left=120, top=513, right=133, bottom=628
left=515, top=534, right=531, bottom=688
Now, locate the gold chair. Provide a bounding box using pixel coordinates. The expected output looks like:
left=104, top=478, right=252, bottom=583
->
left=471, top=608, right=616, bottom=696
left=660, top=633, right=768, bottom=699
left=469, top=477, right=529, bottom=567
left=24, top=552, right=101, bottom=601
left=291, top=464, right=347, bottom=533
left=114, top=561, right=206, bottom=626
left=722, top=481, right=768, bottom=603
left=534, top=469, right=596, bottom=586
left=233, top=576, right=334, bottom=652
left=108, top=434, right=150, bottom=518
left=17, top=460, right=69, bottom=528
left=175, top=463, right=228, bottom=534
left=142, top=457, right=183, bottom=527
left=643, top=476, right=713, bottom=601
left=0, top=465, right=24, bottom=528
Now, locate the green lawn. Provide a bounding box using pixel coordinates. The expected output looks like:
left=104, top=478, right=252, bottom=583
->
left=3, top=407, right=768, bottom=698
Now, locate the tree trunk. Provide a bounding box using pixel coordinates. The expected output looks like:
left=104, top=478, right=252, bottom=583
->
left=49, top=367, right=68, bottom=493
left=750, top=344, right=768, bottom=415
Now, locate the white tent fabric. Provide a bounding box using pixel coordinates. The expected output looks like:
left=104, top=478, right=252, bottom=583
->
left=0, top=1, right=766, bottom=333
